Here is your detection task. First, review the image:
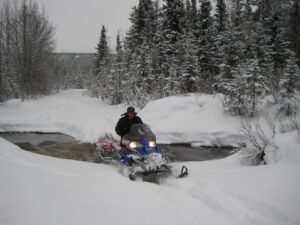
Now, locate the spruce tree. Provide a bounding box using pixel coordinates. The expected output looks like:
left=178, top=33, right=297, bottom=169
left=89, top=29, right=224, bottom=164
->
left=279, top=50, right=300, bottom=115
left=124, top=0, right=158, bottom=105
left=111, top=32, right=125, bottom=105
left=288, top=0, right=300, bottom=65
left=184, top=0, right=197, bottom=33
left=215, top=0, right=228, bottom=33
left=232, top=0, right=242, bottom=27
left=198, top=0, right=215, bottom=93
left=224, top=59, right=267, bottom=117
left=161, top=0, right=185, bottom=95
left=243, top=59, right=267, bottom=117
left=213, top=0, right=230, bottom=90
left=190, top=0, right=197, bottom=31
left=93, top=25, right=110, bottom=99
left=94, top=25, right=109, bottom=76
left=185, top=0, right=191, bottom=32
left=250, top=20, right=273, bottom=95
left=181, top=33, right=199, bottom=93
left=269, top=11, right=289, bottom=102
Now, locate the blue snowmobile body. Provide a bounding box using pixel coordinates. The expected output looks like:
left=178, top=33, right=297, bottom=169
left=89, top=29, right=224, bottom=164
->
left=118, top=124, right=161, bottom=166
left=96, top=124, right=188, bottom=181
left=117, top=124, right=188, bottom=180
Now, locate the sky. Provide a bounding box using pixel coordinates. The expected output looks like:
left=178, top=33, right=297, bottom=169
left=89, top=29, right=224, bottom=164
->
left=34, top=0, right=139, bottom=53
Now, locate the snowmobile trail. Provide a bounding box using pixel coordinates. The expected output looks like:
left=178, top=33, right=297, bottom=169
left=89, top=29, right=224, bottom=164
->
left=160, top=177, right=296, bottom=225
left=0, top=138, right=299, bottom=225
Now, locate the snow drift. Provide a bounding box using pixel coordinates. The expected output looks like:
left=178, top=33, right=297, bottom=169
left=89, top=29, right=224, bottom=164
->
left=0, top=89, right=299, bottom=225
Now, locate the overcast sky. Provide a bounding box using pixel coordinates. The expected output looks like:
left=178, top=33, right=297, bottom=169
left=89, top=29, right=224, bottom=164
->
left=34, top=0, right=139, bottom=53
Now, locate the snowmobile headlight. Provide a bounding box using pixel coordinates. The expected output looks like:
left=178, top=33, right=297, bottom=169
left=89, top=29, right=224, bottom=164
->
left=122, top=139, right=130, bottom=145
left=149, top=141, right=156, bottom=147
left=129, top=141, right=138, bottom=149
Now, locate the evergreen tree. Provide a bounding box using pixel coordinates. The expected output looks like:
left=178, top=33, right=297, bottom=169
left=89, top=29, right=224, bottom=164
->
left=181, top=34, right=199, bottom=93
left=162, top=0, right=185, bottom=40
left=215, top=28, right=246, bottom=94
left=269, top=11, right=289, bottom=102
left=244, top=0, right=252, bottom=22
left=94, top=25, right=110, bottom=76
left=184, top=0, right=197, bottom=33
left=124, top=0, right=159, bottom=105
left=224, top=59, right=267, bottom=117
left=184, top=0, right=191, bottom=32
left=232, top=0, right=242, bottom=27
left=215, top=0, right=228, bottom=33
left=93, top=25, right=111, bottom=99
left=161, top=0, right=185, bottom=95
left=111, top=32, right=125, bottom=105
left=288, top=0, right=300, bottom=65
left=148, top=0, right=165, bottom=98
left=88, top=0, right=299, bottom=115
left=259, top=0, right=272, bottom=26
left=190, top=0, right=197, bottom=31
left=251, top=20, right=273, bottom=95
left=279, top=50, right=300, bottom=115
left=213, top=0, right=230, bottom=91
left=241, top=0, right=254, bottom=59
left=125, top=0, right=156, bottom=51
left=243, top=59, right=267, bottom=117
left=198, top=0, right=215, bottom=93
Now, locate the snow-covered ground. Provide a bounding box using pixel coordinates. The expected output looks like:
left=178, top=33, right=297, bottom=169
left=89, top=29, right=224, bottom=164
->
left=0, top=89, right=242, bottom=145
left=0, top=89, right=299, bottom=225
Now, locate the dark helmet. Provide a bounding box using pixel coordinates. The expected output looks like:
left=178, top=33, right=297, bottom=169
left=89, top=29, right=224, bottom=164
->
left=121, top=106, right=137, bottom=116
left=127, top=106, right=135, bottom=113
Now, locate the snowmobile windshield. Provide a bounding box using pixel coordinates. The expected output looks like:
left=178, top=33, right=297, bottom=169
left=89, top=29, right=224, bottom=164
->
left=123, top=124, right=156, bottom=142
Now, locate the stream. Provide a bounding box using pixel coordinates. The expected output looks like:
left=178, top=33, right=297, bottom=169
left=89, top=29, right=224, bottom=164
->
left=0, top=132, right=236, bottom=162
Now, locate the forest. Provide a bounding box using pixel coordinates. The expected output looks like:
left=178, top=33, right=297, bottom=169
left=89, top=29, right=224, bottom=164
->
left=91, top=0, right=300, bottom=117
left=1, top=0, right=300, bottom=117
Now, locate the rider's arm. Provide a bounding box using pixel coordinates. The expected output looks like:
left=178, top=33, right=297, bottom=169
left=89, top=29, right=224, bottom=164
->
left=115, top=118, right=125, bottom=137
left=137, top=116, right=143, bottom=124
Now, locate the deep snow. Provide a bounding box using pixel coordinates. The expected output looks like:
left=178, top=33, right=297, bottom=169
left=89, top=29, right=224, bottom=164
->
left=0, top=89, right=300, bottom=225
left=0, top=89, right=243, bottom=145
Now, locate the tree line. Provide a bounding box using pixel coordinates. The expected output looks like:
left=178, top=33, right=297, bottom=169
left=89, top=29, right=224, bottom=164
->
left=0, top=0, right=55, bottom=102
left=91, top=0, right=300, bottom=116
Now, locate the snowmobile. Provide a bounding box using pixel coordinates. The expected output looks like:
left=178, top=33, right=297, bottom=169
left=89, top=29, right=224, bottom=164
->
left=96, top=124, right=188, bottom=181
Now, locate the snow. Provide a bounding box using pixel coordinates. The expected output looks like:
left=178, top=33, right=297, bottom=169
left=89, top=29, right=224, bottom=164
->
left=0, top=89, right=300, bottom=225
left=0, top=90, right=242, bottom=145
left=140, top=94, right=243, bottom=145
left=0, top=90, right=123, bottom=143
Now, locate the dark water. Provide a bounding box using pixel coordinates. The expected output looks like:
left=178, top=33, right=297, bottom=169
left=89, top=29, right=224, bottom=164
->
left=0, top=132, right=96, bottom=162
left=160, top=144, right=236, bottom=162
left=0, top=132, right=236, bottom=162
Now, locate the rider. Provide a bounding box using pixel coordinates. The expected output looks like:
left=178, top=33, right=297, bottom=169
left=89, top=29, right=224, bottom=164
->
left=115, top=106, right=143, bottom=140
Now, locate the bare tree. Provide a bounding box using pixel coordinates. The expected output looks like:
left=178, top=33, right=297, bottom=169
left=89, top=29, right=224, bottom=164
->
left=279, top=116, right=300, bottom=133
left=17, top=0, right=55, bottom=97
left=240, top=118, right=271, bottom=165
left=0, top=1, right=20, bottom=101
left=0, top=10, right=3, bottom=102
left=0, top=0, right=55, bottom=101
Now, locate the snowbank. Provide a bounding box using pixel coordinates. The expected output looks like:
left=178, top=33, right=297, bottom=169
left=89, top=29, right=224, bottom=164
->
left=0, top=89, right=300, bottom=225
left=1, top=137, right=299, bottom=225
left=0, top=90, right=124, bottom=142
left=0, top=90, right=243, bottom=145
left=140, top=94, right=244, bottom=145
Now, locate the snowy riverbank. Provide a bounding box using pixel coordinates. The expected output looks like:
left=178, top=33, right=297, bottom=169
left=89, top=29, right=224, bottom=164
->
left=0, top=89, right=300, bottom=225
left=0, top=89, right=244, bottom=146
